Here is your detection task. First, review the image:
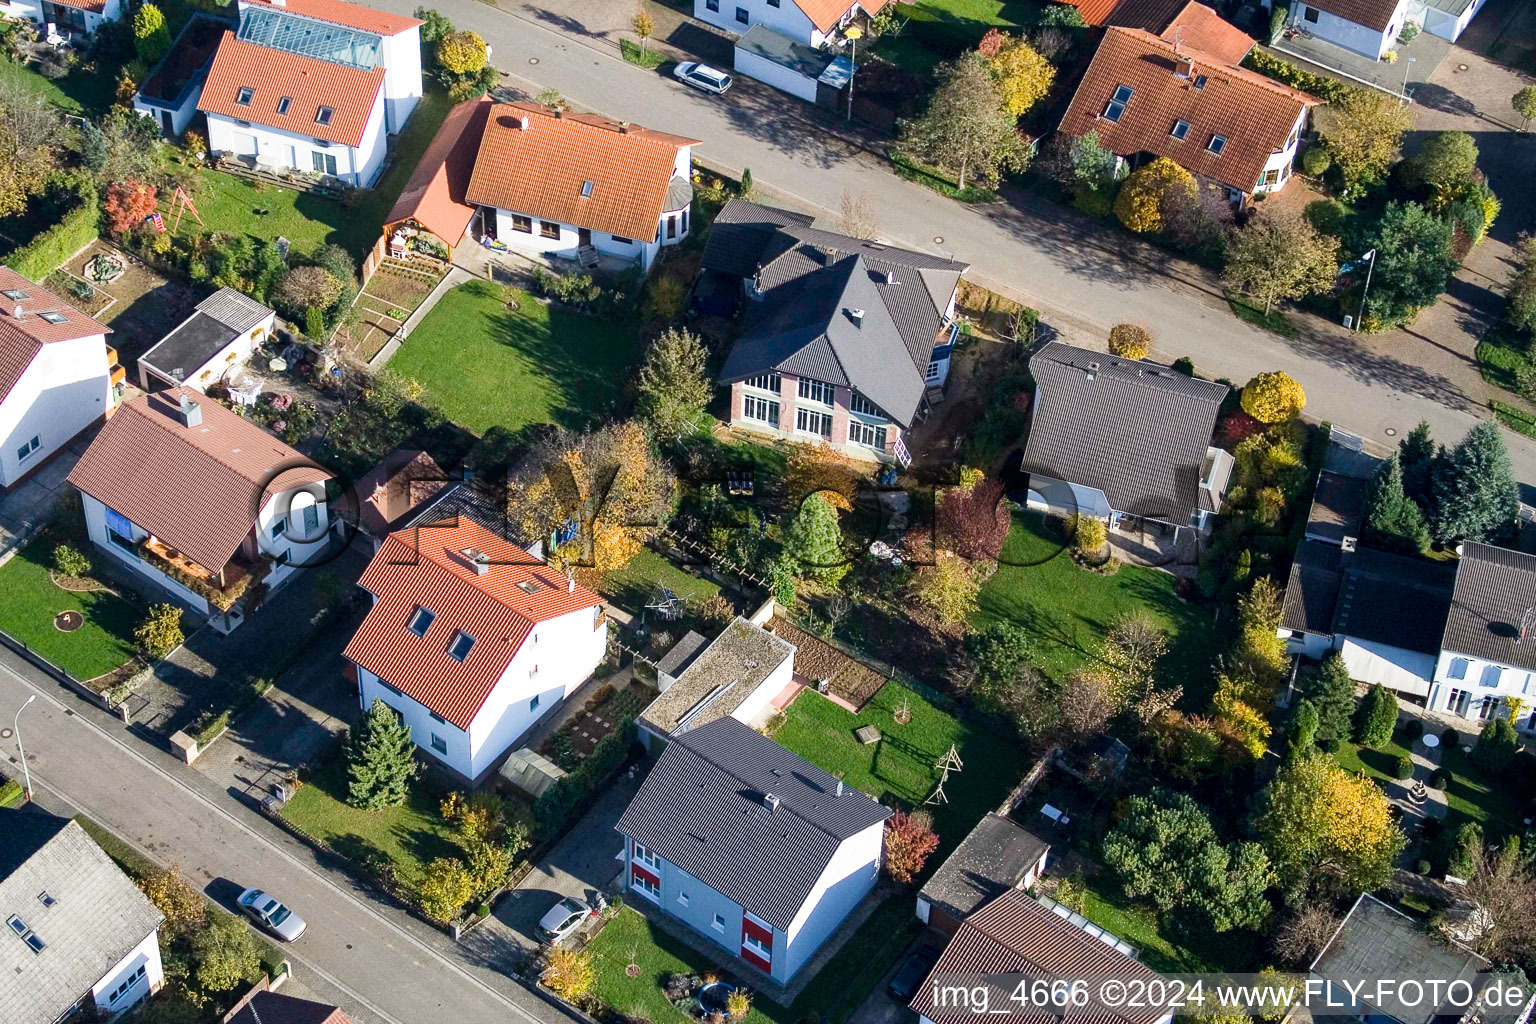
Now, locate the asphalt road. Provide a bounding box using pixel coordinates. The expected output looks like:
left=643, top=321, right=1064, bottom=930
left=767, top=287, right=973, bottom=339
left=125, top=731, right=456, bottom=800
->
left=0, top=648, right=576, bottom=1024
left=367, top=0, right=1536, bottom=480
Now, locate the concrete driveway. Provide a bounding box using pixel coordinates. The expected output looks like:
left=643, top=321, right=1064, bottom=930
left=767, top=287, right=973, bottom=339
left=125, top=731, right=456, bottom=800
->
left=494, top=766, right=644, bottom=948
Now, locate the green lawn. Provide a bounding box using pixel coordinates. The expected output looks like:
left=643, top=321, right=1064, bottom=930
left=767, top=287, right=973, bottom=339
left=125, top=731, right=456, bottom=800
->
left=1225, top=290, right=1296, bottom=337
left=281, top=751, right=463, bottom=889
left=167, top=88, right=454, bottom=263
left=773, top=683, right=1027, bottom=862
left=873, top=0, right=1044, bottom=74
left=0, top=541, right=139, bottom=680
left=600, top=548, right=720, bottom=614
left=1073, top=875, right=1251, bottom=973
left=1335, top=733, right=1529, bottom=837
left=975, top=511, right=1225, bottom=702
left=388, top=279, right=643, bottom=436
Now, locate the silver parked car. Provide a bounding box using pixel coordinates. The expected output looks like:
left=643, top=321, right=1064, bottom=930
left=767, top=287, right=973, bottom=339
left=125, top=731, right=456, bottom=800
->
left=238, top=887, right=307, bottom=941
left=539, top=896, right=595, bottom=944
left=673, top=62, right=733, bottom=95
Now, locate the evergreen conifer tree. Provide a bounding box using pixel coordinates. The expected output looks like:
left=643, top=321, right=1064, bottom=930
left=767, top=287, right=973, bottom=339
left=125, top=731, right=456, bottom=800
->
left=1397, top=420, right=1438, bottom=508
left=785, top=492, right=848, bottom=585
left=1308, top=652, right=1356, bottom=744
left=1430, top=422, right=1519, bottom=544
left=1362, top=453, right=1430, bottom=554
left=347, top=698, right=420, bottom=809
left=1354, top=683, right=1399, bottom=748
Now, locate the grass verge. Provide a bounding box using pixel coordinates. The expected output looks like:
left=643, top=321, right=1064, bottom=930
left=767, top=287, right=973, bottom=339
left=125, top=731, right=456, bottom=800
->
left=890, top=150, right=1001, bottom=204
left=1225, top=290, right=1296, bottom=337
left=621, top=39, right=667, bottom=68
left=1491, top=400, right=1536, bottom=439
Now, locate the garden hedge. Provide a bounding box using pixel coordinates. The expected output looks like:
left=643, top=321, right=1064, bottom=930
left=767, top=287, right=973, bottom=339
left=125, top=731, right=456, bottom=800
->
left=1242, top=50, right=1355, bottom=104
left=7, top=178, right=100, bottom=283
left=0, top=778, right=23, bottom=807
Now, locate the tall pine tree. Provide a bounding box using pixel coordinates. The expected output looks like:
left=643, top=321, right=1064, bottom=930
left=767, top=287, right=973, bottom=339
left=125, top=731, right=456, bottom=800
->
left=1307, top=652, right=1355, bottom=744
left=1397, top=420, right=1439, bottom=509
left=1361, top=453, right=1430, bottom=554
left=1430, top=422, right=1519, bottom=544
left=347, top=698, right=419, bottom=809
left=785, top=492, right=848, bottom=585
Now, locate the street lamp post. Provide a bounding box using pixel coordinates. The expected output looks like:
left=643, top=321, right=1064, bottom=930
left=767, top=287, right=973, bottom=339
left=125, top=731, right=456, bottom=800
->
left=1353, top=249, right=1377, bottom=333
left=845, top=25, right=862, bottom=122
left=14, top=694, right=35, bottom=802
left=1400, top=56, right=1417, bottom=103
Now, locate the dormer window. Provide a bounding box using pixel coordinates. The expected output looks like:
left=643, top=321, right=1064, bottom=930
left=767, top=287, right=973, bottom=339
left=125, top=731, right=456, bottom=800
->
left=406, top=605, right=435, bottom=636
left=276, top=96, right=292, bottom=115
left=1207, top=133, right=1227, bottom=155
left=1193, top=75, right=1208, bottom=90
left=38, top=311, right=67, bottom=324
left=1170, top=119, right=1190, bottom=140
left=2, top=289, right=28, bottom=300
left=315, top=106, right=334, bottom=126
left=516, top=579, right=543, bottom=594
left=580, top=180, right=594, bottom=197
left=236, top=86, right=254, bottom=106
left=447, top=631, right=475, bottom=661
left=1103, top=84, right=1132, bottom=122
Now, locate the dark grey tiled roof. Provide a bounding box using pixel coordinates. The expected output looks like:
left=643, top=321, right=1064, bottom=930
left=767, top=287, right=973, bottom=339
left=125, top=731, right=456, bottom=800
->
left=736, top=23, right=837, bottom=78
left=1311, top=895, right=1486, bottom=1024
left=1022, top=343, right=1228, bottom=521
left=227, top=991, right=352, bottom=1024
left=1332, top=548, right=1454, bottom=655
left=0, top=811, right=165, bottom=1024
left=1307, top=470, right=1371, bottom=545
left=640, top=618, right=795, bottom=736
left=918, top=814, right=1049, bottom=923
left=1441, top=542, right=1536, bottom=671
left=708, top=199, right=968, bottom=428
left=615, top=717, right=891, bottom=931
left=1281, top=541, right=1343, bottom=636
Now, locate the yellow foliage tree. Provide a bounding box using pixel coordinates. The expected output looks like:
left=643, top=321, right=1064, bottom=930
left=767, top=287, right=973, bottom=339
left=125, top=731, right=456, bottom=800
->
left=1212, top=673, right=1271, bottom=759
left=543, top=947, right=595, bottom=1001
left=913, top=553, right=994, bottom=624
left=986, top=36, right=1055, bottom=117
left=784, top=441, right=861, bottom=512
left=1113, top=158, right=1195, bottom=234
left=1108, top=323, right=1151, bottom=359
left=436, top=30, right=488, bottom=75
left=1240, top=371, right=1307, bottom=424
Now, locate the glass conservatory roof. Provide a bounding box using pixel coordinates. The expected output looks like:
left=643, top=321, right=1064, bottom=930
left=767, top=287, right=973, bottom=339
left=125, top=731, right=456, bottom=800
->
left=236, top=8, right=381, bottom=70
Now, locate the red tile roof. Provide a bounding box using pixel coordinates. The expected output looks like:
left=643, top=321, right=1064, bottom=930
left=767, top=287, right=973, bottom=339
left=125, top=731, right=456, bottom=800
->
left=344, top=517, right=603, bottom=729
left=0, top=265, right=111, bottom=405
left=239, top=0, right=422, bottom=36
left=354, top=449, right=451, bottom=538
left=1058, top=27, right=1320, bottom=194
left=1157, top=1, right=1253, bottom=63
left=198, top=32, right=385, bottom=148
left=796, top=0, right=892, bottom=33
left=1064, top=0, right=1126, bottom=28
left=67, top=388, right=330, bottom=572
left=384, top=96, right=492, bottom=245
left=46, top=0, right=108, bottom=12
left=464, top=103, right=700, bottom=244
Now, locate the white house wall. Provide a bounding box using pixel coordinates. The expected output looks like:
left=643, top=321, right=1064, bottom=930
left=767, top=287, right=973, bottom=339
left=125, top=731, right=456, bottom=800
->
left=1024, top=476, right=1114, bottom=520
left=1292, top=1, right=1401, bottom=58
left=1336, top=636, right=1435, bottom=697
left=89, top=927, right=163, bottom=1016
left=141, top=313, right=273, bottom=392
left=730, top=654, right=793, bottom=730
left=733, top=46, right=820, bottom=102
left=378, top=26, right=422, bottom=133
left=253, top=485, right=335, bottom=569
left=782, top=819, right=883, bottom=979
left=206, top=94, right=387, bottom=187
left=1254, top=108, right=1307, bottom=194
left=1281, top=628, right=1332, bottom=660
left=0, top=332, right=110, bottom=488
left=1429, top=648, right=1536, bottom=729
left=490, top=207, right=660, bottom=271
left=695, top=0, right=817, bottom=43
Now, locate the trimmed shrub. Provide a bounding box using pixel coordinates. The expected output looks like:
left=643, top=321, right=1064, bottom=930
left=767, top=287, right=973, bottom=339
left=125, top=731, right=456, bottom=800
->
left=1302, top=145, right=1331, bottom=176
left=1393, top=754, right=1413, bottom=780
left=1428, top=767, right=1450, bottom=789
left=534, top=717, right=635, bottom=838
left=1441, top=727, right=1459, bottom=748
left=54, top=544, right=90, bottom=577
left=4, top=177, right=99, bottom=282
left=1414, top=858, right=1431, bottom=875
left=1354, top=683, right=1398, bottom=748
left=1108, top=323, right=1152, bottom=359
left=1401, top=718, right=1423, bottom=742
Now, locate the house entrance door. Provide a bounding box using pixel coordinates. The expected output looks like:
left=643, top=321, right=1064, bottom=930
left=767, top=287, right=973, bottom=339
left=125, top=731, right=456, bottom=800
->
left=579, top=227, right=592, bottom=246
left=481, top=207, right=497, bottom=240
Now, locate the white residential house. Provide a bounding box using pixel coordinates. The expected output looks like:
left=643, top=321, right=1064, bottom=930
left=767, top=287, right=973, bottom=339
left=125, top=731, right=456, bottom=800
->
left=1428, top=542, right=1536, bottom=732
left=187, top=0, right=423, bottom=186
left=343, top=516, right=609, bottom=784
left=1279, top=0, right=1487, bottom=59
left=0, top=266, right=121, bottom=491
left=3, top=0, right=124, bottom=39
left=68, top=388, right=339, bottom=632
left=139, top=286, right=275, bottom=393
left=1, top=811, right=166, bottom=1024
left=463, top=102, right=699, bottom=273
left=693, top=0, right=888, bottom=47
left=616, top=718, right=892, bottom=983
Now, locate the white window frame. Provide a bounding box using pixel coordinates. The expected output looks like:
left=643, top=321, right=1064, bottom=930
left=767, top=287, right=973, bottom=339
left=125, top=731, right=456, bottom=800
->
left=430, top=733, right=447, bottom=754
left=848, top=419, right=886, bottom=450
left=712, top=913, right=726, bottom=932
left=926, top=361, right=942, bottom=383
left=1170, top=119, right=1190, bottom=140
left=633, top=842, right=661, bottom=870
left=678, top=891, right=690, bottom=907
left=1207, top=134, right=1228, bottom=155
left=795, top=408, right=832, bottom=438
left=743, top=372, right=781, bottom=393
left=108, top=963, right=147, bottom=1005
left=743, top=932, right=772, bottom=959
left=16, top=435, right=40, bottom=462
left=797, top=378, right=835, bottom=406
left=849, top=393, right=883, bottom=418
left=742, top=394, right=779, bottom=425
left=631, top=870, right=660, bottom=902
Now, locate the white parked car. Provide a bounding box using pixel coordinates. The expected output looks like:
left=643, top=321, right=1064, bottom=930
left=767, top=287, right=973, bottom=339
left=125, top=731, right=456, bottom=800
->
left=674, top=62, right=733, bottom=95
left=238, top=887, right=307, bottom=941
left=539, top=896, right=595, bottom=944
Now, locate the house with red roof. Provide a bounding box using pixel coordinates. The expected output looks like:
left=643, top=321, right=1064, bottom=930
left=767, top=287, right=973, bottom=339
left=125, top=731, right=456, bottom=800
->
left=0, top=266, right=121, bottom=491
left=343, top=517, right=608, bottom=784
left=68, top=389, right=338, bottom=633
left=4, top=0, right=125, bottom=41
left=694, top=0, right=888, bottom=47
left=389, top=99, right=699, bottom=271
left=1058, top=24, right=1321, bottom=203
left=134, top=0, right=422, bottom=185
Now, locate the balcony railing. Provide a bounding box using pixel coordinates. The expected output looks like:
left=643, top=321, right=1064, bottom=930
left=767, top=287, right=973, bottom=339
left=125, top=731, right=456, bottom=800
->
left=137, top=537, right=263, bottom=611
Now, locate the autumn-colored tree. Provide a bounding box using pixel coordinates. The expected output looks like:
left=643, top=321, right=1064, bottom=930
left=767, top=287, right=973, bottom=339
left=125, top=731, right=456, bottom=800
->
left=1113, top=158, right=1196, bottom=234
left=1465, top=836, right=1536, bottom=960
left=435, top=30, right=488, bottom=75
left=191, top=915, right=260, bottom=992
left=133, top=3, right=171, bottom=65
left=1236, top=577, right=1289, bottom=682
left=913, top=553, right=994, bottom=624
left=632, top=8, right=654, bottom=56
left=1099, top=612, right=1168, bottom=712
left=1212, top=671, right=1272, bottom=759
left=543, top=947, right=595, bottom=1000
left=1239, top=371, right=1306, bottom=424
left=1315, top=88, right=1414, bottom=194
left=273, top=265, right=343, bottom=317
left=837, top=189, right=881, bottom=240
left=103, top=179, right=157, bottom=234
left=784, top=442, right=860, bottom=512
left=1224, top=210, right=1340, bottom=316
left=1108, top=323, right=1151, bottom=359
left=134, top=602, right=183, bottom=658
left=1071, top=514, right=1107, bottom=556
left=1253, top=752, right=1404, bottom=899
left=0, top=79, right=66, bottom=218
left=937, top=475, right=1010, bottom=560
left=884, top=811, right=940, bottom=883
left=417, top=856, right=475, bottom=921
left=1514, top=86, right=1536, bottom=129
left=138, top=865, right=206, bottom=936
left=985, top=35, right=1055, bottom=117
left=507, top=421, right=676, bottom=571
left=899, top=52, right=1028, bottom=190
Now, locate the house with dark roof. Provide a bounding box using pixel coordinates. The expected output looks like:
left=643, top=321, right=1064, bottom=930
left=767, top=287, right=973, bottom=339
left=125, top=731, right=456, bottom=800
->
left=68, top=388, right=338, bottom=632
left=1430, top=542, right=1536, bottom=731
left=910, top=890, right=1170, bottom=1024
left=692, top=0, right=888, bottom=48
left=343, top=516, right=607, bottom=783
left=1021, top=343, right=1231, bottom=535
left=0, top=810, right=166, bottom=1024
left=224, top=987, right=356, bottom=1024
left=138, top=286, right=275, bottom=394
left=916, top=814, right=1049, bottom=937
left=0, top=266, right=120, bottom=491
left=704, top=199, right=969, bottom=466
left=637, top=617, right=797, bottom=749
left=616, top=717, right=891, bottom=982
left=1058, top=24, right=1320, bottom=203
left=457, top=102, right=699, bottom=273
left=170, top=0, right=422, bottom=185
